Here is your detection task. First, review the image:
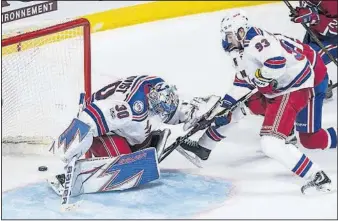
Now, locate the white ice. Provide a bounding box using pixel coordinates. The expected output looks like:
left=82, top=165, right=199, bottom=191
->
left=2, top=2, right=337, bottom=219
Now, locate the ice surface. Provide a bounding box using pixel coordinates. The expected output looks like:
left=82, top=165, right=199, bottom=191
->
left=2, top=2, right=337, bottom=219
left=2, top=170, right=232, bottom=219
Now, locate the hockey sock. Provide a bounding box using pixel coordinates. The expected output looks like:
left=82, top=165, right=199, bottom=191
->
left=261, top=136, right=319, bottom=179
left=199, top=125, right=227, bottom=150
left=299, top=127, right=337, bottom=149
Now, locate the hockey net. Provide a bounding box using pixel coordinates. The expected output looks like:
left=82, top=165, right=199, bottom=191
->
left=2, top=18, right=91, bottom=150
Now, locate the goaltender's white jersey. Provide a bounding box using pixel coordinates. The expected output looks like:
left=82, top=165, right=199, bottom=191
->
left=77, top=75, right=184, bottom=146
left=227, top=27, right=316, bottom=99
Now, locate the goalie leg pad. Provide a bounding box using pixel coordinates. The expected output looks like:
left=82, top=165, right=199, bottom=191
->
left=130, top=129, right=171, bottom=156
left=151, top=129, right=171, bottom=159
left=59, top=148, right=160, bottom=196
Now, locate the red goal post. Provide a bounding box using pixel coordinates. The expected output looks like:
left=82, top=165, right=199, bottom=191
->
left=2, top=18, right=92, bottom=154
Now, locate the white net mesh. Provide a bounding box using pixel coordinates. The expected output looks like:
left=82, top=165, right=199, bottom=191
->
left=2, top=19, right=90, bottom=146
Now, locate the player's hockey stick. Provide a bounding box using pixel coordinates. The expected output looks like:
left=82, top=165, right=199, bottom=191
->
left=159, top=89, right=258, bottom=163
left=158, top=119, right=211, bottom=163
left=283, top=0, right=338, bottom=67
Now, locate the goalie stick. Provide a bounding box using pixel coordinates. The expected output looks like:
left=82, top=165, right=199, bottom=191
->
left=59, top=93, right=86, bottom=211
left=60, top=157, right=77, bottom=211
left=159, top=88, right=258, bottom=163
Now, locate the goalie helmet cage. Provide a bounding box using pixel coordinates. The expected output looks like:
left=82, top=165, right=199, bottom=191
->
left=2, top=18, right=92, bottom=158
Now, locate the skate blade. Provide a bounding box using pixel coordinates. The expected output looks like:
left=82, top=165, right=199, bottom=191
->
left=302, top=183, right=335, bottom=196
left=176, top=146, right=203, bottom=168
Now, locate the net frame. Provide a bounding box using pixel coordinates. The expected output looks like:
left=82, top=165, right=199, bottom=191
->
left=1, top=18, right=92, bottom=146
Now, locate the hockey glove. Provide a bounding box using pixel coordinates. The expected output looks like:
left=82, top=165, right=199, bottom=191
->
left=214, top=95, right=235, bottom=127
left=290, top=7, right=320, bottom=25
left=214, top=101, right=249, bottom=127
left=214, top=111, right=232, bottom=127
left=183, top=95, right=221, bottom=131
left=50, top=118, right=93, bottom=164
left=253, top=69, right=278, bottom=95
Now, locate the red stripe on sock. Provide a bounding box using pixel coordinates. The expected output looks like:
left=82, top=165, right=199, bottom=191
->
left=295, top=158, right=309, bottom=175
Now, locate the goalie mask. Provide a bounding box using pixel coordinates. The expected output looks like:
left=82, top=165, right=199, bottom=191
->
left=147, top=82, right=179, bottom=122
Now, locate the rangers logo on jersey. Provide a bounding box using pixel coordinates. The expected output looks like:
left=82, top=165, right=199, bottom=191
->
left=133, top=100, right=144, bottom=114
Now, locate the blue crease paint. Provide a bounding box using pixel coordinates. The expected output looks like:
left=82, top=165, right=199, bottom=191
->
left=2, top=170, right=232, bottom=219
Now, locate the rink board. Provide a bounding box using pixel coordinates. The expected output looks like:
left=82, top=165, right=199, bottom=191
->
left=82, top=1, right=278, bottom=33
left=2, top=169, right=233, bottom=219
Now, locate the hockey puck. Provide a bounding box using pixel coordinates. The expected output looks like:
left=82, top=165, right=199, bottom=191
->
left=38, top=166, right=48, bottom=171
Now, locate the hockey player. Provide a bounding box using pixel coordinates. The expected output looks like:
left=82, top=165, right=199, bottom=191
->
left=48, top=75, right=220, bottom=198
left=180, top=10, right=335, bottom=194
left=289, top=0, right=337, bottom=98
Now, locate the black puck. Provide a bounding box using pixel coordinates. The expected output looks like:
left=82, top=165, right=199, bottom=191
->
left=38, top=166, right=48, bottom=171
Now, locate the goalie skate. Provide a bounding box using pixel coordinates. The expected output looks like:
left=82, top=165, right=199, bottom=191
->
left=47, top=174, right=66, bottom=196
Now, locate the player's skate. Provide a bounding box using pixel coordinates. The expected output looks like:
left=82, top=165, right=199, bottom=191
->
left=325, top=80, right=334, bottom=100
left=301, top=171, right=332, bottom=195
left=47, top=174, right=65, bottom=196
left=286, top=127, right=297, bottom=146
left=180, top=139, right=211, bottom=160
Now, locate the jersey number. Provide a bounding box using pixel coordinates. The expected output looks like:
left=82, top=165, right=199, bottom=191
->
left=255, top=39, right=270, bottom=52
left=280, top=39, right=305, bottom=61
left=94, top=76, right=137, bottom=101
left=115, top=105, right=130, bottom=119
left=95, top=81, right=122, bottom=100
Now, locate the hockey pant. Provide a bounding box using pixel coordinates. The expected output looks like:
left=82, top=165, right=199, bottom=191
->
left=246, top=84, right=337, bottom=149
left=87, top=130, right=165, bottom=158
left=246, top=43, right=337, bottom=149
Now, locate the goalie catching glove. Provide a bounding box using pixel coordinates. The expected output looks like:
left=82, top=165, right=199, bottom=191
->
left=179, top=95, right=221, bottom=131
